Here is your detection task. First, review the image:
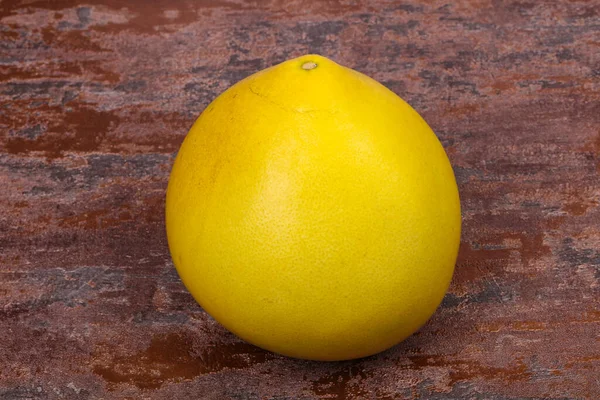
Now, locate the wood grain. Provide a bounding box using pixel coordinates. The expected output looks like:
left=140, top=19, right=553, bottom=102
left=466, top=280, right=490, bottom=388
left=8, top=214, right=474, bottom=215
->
left=1, top=0, right=599, bottom=398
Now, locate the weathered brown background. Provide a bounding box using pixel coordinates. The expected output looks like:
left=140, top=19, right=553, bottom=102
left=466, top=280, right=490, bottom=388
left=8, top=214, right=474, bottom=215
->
left=1, top=0, right=599, bottom=398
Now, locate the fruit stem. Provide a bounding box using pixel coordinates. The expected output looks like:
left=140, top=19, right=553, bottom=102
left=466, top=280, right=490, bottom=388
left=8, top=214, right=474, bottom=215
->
left=302, top=62, right=317, bottom=70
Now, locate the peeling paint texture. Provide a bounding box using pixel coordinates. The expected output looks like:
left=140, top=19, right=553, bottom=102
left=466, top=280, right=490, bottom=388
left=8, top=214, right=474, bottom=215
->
left=1, top=0, right=599, bottom=399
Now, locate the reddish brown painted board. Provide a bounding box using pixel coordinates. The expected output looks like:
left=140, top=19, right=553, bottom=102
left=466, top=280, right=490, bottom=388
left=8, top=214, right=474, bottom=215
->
left=1, top=0, right=599, bottom=398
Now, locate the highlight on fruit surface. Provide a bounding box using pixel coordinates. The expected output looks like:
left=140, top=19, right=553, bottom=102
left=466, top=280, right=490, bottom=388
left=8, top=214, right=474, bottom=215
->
left=166, top=54, right=461, bottom=361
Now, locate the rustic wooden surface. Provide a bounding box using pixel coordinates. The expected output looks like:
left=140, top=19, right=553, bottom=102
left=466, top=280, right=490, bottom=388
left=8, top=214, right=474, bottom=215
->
left=1, top=0, right=599, bottom=398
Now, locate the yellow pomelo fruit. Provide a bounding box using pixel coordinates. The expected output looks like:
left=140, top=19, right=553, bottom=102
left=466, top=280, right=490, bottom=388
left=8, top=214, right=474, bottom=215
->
left=166, top=54, right=460, bottom=361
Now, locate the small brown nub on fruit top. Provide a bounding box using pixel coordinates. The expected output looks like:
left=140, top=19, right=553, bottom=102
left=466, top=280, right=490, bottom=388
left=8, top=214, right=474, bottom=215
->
left=302, top=62, right=317, bottom=70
